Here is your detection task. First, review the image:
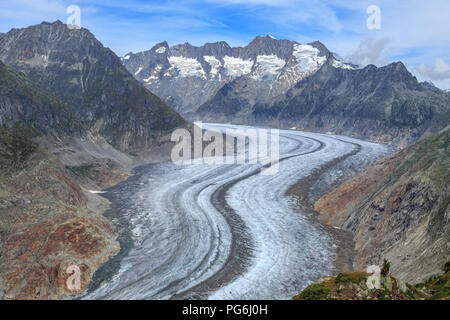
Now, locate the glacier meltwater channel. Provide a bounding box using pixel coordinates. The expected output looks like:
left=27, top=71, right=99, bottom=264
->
left=85, top=124, right=392, bottom=300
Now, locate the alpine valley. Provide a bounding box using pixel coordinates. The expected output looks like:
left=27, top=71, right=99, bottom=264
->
left=0, top=19, right=448, bottom=300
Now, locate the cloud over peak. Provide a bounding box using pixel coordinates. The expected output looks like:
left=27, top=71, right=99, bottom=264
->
left=346, top=37, right=390, bottom=68
left=416, top=58, right=450, bottom=81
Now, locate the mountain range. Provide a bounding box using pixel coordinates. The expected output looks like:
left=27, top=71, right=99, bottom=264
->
left=123, top=35, right=354, bottom=115
left=125, top=36, right=449, bottom=147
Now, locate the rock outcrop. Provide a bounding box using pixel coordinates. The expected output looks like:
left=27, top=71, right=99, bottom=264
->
left=314, top=130, right=450, bottom=284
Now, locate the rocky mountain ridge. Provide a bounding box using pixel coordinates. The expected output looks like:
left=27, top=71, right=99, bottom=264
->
left=126, top=36, right=449, bottom=147
left=0, top=20, right=187, bottom=153
left=123, top=35, right=354, bottom=115
left=237, top=61, right=450, bottom=147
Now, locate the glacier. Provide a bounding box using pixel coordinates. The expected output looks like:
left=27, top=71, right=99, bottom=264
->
left=85, top=124, right=392, bottom=300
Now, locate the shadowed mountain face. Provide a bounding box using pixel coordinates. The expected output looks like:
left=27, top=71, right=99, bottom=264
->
left=123, top=35, right=354, bottom=116
left=0, top=20, right=186, bottom=152
left=0, top=60, right=83, bottom=137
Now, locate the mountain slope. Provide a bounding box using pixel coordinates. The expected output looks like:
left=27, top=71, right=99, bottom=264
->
left=0, top=20, right=186, bottom=152
left=123, top=35, right=354, bottom=116
left=0, top=43, right=124, bottom=300
left=0, top=60, right=82, bottom=137
left=314, top=129, right=450, bottom=283
left=198, top=61, right=450, bottom=146
left=240, top=62, right=450, bottom=146
left=0, top=126, right=119, bottom=299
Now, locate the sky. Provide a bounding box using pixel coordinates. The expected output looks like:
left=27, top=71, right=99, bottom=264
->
left=1, top=0, right=450, bottom=89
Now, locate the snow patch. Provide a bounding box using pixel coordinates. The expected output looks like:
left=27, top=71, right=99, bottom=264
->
left=88, top=190, right=106, bottom=194
left=168, top=56, right=206, bottom=78
left=223, top=56, right=253, bottom=77
left=252, top=54, right=286, bottom=80
left=292, top=44, right=326, bottom=74
left=142, top=65, right=163, bottom=82
left=123, top=55, right=130, bottom=60
left=204, top=56, right=222, bottom=75
left=155, top=47, right=166, bottom=54
left=135, top=66, right=143, bottom=75
left=332, top=59, right=355, bottom=70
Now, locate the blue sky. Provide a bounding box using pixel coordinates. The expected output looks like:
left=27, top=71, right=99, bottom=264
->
left=1, top=0, right=450, bottom=88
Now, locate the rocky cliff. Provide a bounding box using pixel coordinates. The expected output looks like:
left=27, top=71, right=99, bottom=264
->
left=314, top=129, right=449, bottom=284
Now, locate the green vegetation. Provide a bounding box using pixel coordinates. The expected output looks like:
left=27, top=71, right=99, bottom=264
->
left=294, top=283, right=330, bottom=300
left=335, top=272, right=367, bottom=284
left=293, top=271, right=441, bottom=300
left=416, top=261, right=450, bottom=300
left=0, top=127, right=38, bottom=170
left=381, top=259, right=391, bottom=276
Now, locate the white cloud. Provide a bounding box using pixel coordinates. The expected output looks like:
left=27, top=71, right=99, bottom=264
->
left=346, top=37, right=390, bottom=67
left=416, top=58, right=450, bottom=81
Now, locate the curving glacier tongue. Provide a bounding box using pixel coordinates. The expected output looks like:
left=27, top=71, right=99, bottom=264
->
left=85, top=124, right=391, bottom=300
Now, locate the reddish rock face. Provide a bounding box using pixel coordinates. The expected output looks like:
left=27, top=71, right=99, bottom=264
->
left=0, top=148, right=121, bottom=300
left=1, top=214, right=117, bottom=299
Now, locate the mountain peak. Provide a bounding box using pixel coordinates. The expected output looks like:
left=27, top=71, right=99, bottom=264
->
left=42, top=19, right=64, bottom=25
left=0, top=20, right=186, bottom=151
